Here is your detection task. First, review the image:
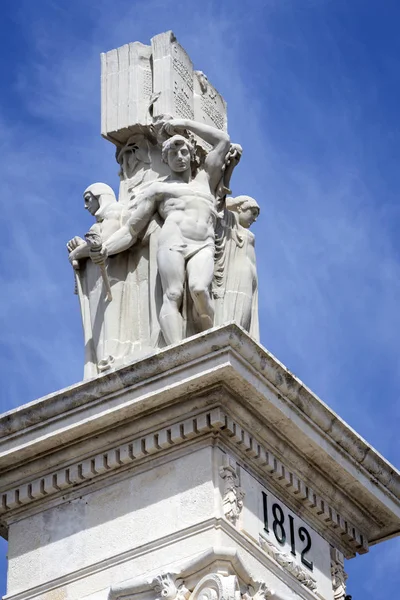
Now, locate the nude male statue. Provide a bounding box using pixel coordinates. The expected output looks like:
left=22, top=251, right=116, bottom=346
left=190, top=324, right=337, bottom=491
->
left=93, top=119, right=231, bottom=345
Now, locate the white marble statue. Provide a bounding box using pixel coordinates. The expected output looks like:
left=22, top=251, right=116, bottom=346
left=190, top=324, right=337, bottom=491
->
left=67, top=135, right=261, bottom=377
left=92, top=118, right=231, bottom=346
left=68, top=34, right=262, bottom=377
left=214, top=196, right=260, bottom=340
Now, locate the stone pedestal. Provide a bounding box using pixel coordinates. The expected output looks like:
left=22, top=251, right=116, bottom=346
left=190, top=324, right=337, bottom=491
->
left=1, top=325, right=399, bottom=600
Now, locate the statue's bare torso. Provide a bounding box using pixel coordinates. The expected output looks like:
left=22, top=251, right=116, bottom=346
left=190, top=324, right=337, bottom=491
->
left=150, top=176, right=217, bottom=251
left=103, top=119, right=231, bottom=345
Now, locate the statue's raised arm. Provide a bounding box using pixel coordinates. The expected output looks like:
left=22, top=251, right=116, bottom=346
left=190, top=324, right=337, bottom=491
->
left=162, top=119, right=230, bottom=195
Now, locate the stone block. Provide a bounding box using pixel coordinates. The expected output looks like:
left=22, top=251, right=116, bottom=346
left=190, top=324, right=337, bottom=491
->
left=100, top=32, right=227, bottom=146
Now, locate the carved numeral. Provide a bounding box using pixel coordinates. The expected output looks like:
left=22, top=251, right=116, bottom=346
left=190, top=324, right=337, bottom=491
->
left=261, top=492, right=313, bottom=569
left=262, top=491, right=269, bottom=533
left=272, top=503, right=286, bottom=545
left=288, top=514, right=296, bottom=556
left=299, top=526, right=313, bottom=571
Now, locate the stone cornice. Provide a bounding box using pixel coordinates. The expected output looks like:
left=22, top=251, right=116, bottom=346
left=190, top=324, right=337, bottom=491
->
left=1, top=325, right=399, bottom=549
left=0, top=407, right=368, bottom=558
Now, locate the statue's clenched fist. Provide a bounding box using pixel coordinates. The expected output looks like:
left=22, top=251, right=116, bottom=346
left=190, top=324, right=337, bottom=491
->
left=67, top=236, right=85, bottom=253
left=89, top=245, right=108, bottom=265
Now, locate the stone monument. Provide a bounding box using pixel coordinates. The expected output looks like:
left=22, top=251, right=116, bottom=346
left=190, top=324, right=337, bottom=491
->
left=0, top=31, right=399, bottom=600
left=67, top=31, right=249, bottom=378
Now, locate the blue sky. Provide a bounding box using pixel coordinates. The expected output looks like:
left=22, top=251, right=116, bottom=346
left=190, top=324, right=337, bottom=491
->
left=0, top=0, right=399, bottom=598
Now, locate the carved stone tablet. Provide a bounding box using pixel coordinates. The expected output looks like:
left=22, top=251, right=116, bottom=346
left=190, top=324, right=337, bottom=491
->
left=101, top=31, right=227, bottom=146
left=194, top=70, right=227, bottom=132
left=151, top=31, right=195, bottom=121
left=101, top=42, right=152, bottom=144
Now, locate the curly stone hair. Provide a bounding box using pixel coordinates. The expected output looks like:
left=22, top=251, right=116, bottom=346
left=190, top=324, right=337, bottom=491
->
left=161, top=134, right=196, bottom=164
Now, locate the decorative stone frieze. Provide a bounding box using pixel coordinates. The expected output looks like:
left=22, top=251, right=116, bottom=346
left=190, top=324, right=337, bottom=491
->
left=259, top=535, right=317, bottom=592
left=220, top=456, right=245, bottom=526
left=330, top=548, right=348, bottom=600
left=0, top=406, right=367, bottom=559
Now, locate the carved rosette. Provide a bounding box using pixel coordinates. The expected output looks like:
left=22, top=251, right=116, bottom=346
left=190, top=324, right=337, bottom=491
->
left=220, top=456, right=245, bottom=526
left=191, top=574, right=240, bottom=600
left=259, top=535, right=317, bottom=592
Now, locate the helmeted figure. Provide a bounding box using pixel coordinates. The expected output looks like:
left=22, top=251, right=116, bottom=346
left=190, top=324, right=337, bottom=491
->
left=67, top=183, right=164, bottom=377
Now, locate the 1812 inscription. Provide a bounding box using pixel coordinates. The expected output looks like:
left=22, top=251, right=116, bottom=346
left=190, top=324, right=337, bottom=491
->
left=262, top=491, right=313, bottom=571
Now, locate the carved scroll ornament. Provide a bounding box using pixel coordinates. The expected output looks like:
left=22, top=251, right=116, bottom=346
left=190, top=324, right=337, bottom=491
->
left=151, top=574, right=191, bottom=600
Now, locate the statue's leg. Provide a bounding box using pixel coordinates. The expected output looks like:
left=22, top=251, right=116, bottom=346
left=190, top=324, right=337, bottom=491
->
left=157, top=246, right=185, bottom=345
left=187, top=246, right=215, bottom=332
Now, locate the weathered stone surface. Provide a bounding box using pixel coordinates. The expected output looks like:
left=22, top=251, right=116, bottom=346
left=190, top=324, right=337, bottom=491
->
left=151, top=32, right=195, bottom=122
left=1, top=326, right=399, bottom=600
left=101, top=42, right=153, bottom=144
left=1, top=326, right=399, bottom=546
left=101, top=32, right=228, bottom=146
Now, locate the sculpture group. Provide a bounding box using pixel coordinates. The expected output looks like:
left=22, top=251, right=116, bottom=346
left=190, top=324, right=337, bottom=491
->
left=67, top=33, right=260, bottom=378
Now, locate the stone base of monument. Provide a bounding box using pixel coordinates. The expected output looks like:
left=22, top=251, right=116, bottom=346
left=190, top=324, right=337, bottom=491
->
left=0, top=325, right=399, bottom=600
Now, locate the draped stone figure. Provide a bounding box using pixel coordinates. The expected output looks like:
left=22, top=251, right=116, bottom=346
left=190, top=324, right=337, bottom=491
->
left=214, top=196, right=260, bottom=340
left=67, top=183, right=164, bottom=378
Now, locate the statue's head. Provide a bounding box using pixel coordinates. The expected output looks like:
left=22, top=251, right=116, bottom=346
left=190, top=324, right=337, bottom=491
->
left=226, top=195, right=260, bottom=229
left=83, top=183, right=117, bottom=218
left=161, top=135, right=195, bottom=173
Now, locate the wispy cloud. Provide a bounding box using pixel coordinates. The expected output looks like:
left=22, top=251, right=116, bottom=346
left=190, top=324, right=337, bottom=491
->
left=1, top=0, right=398, bottom=464
left=1, top=0, right=398, bottom=478
left=0, top=2, right=399, bottom=599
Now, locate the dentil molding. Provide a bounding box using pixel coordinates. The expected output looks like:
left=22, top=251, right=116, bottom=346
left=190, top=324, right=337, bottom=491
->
left=0, top=407, right=367, bottom=557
